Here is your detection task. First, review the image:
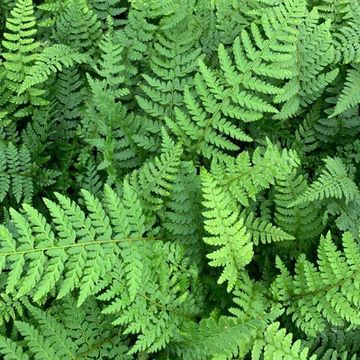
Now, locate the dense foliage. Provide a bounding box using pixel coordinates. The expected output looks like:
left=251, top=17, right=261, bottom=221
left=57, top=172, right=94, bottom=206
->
left=0, top=0, right=360, bottom=358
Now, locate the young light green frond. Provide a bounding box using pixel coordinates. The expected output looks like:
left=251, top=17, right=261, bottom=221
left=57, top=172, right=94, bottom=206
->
left=211, top=140, right=299, bottom=206
left=2, top=0, right=43, bottom=117
left=99, top=241, right=198, bottom=354
left=202, top=170, right=253, bottom=292
left=0, top=183, right=150, bottom=305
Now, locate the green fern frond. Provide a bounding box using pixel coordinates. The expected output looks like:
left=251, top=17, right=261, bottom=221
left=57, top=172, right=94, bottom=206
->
left=53, top=0, right=101, bottom=53
left=291, top=157, right=359, bottom=206
left=334, top=22, right=360, bottom=63
left=0, top=182, right=152, bottom=305
left=0, top=336, right=29, bottom=360
left=136, top=24, right=201, bottom=121
left=211, top=140, right=299, bottom=207
left=2, top=0, right=44, bottom=117
left=163, top=161, right=204, bottom=261
left=176, top=315, right=260, bottom=360
left=115, top=8, right=157, bottom=78
left=331, top=66, right=360, bottom=117
left=99, top=241, right=199, bottom=354
left=166, top=0, right=307, bottom=160
left=0, top=143, right=34, bottom=203
left=252, top=322, right=316, bottom=360
left=127, top=138, right=184, bottom=215
left=92, top=27, right=129, bottom=98
left=241, top=210, right=294, bottom=245
left=275, top=170, right=324, bottom=243
left=272, top=231, right=360, bottom=337
left=275, top=10, right=338, bottom=119
left=88, top=0, right=127, bottom=26
left=79, top=75, right=140, bottom=182
left=19, top=45, right=88, bottom=94
left=202, top=170, right=253, bottom=292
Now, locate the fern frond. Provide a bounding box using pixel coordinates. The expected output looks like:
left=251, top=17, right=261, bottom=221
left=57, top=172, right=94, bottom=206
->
left=127, top=139, right=183, bottom=215
left=211, top=140, right=299, bottom=207
left=163, top=161, right=204, bottom=261
left=241, top=210, right=294, bottom=245
left=166, top=0, right=307, bottom=160
left=99, top=241, right=199, bottom=354
left=88, top=0, right=127, bottom=26
left=331, top=66, right=360, bottom=117
left=175, top=309, right=260, bottom=359
left=53, top=0, right=101, bottom=52
left=0, top=336, right=29, bottom=360
left=202, top=170, right=253, bottom=292
left=252, top=322, right=316, bottom=360
left=275, top=10, right=338, bottom=118
left=0, top=182, right=151, bottom=305
left=275, top=170, right=324, bottom=243
left=19, top=45, right=88, bottom=94
left=0, top=143, right=34, bottom=203
left=272, top=231, right=360, bottom=336
left=2, top=0, right=44, bottom=117
left=291, top=157, right=359, bottom=206
left=136, top=25, right=201, bottom=120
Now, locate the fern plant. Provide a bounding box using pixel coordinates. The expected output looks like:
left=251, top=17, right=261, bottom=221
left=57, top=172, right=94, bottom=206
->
left=1, top=0, right=360, bottom=358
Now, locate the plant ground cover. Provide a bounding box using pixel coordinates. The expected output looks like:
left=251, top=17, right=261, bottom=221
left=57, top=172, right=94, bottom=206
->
left=0, top=0, right=360, bottom=358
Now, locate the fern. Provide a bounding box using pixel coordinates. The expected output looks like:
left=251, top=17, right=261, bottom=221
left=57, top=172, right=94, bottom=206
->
left=53, top=0, right=101, bottom=53
left=18, top=45, right=88, bottom=94
left=98, top=241, right=199, bottom=354
left=274, top=170, right=324, bottom=243
left=252, top=322, right=316, bottom=360
left=1, top=0, right=360, bottom=357
left=127, top=135, right=184, bottom=216
left=0, top=143, right=34, bottom=203
left=276, top=9, right=338, bottom=118
left=272, top=231, right=360, bottom=337
left=332, top=66, right=360, bottom=117
left=0, top=182, right=152, bottom=305
left=210, top=140, right=299, bottom=207
left=166, top=0, right=307, bottom=160
left=201, top=170, right=253, bottom=292
left=2, top=0, right=44, bottom=118
left=291, top=157, right=359, bottom=206
left=241, top=210, right=294, bottom=245
left=0, top=298, right=130, bottom=359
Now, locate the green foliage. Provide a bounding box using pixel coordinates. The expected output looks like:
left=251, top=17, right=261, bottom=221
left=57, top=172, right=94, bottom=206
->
left=202, top=170, right=253, bottom=291
left=272, top=231, right=360, bottom=337
left=1, top=0, right=360, bottom=358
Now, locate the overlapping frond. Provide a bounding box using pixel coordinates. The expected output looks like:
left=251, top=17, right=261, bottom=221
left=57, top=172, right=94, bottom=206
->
left=166, top=0, right=307, bottom=160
